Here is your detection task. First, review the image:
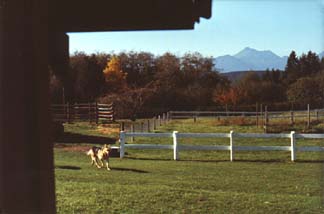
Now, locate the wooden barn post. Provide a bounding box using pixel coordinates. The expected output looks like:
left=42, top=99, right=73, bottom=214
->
left=0, top=0, right=56, bottom=212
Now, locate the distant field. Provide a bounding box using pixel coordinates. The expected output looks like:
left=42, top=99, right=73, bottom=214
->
left=55, top=119, right=324, bottom=213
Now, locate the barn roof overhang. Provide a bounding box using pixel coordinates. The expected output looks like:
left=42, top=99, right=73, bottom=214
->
left=49, top=0, right=212, bottom=32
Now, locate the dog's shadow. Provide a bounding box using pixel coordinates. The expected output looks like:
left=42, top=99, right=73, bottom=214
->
left=111, top=167, right=149, bottom=173
left=56, top=165, right=81, bottom=170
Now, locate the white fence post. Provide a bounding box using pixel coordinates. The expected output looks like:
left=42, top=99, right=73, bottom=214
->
left=173, top=131, right=179, bottom=160
left=230, top=130, right=234, bottom=161
left=120, top=131, right=126, bottom=158
left=290, top=131, right=296, bottom=162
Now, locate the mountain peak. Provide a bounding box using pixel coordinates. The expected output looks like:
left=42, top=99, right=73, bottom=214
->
left=242, top=47, right=256, bottom=51
left=215, top=47, right=288, bottom=72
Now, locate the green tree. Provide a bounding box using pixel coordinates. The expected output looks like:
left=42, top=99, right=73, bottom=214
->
left=320, top=57, right=324, bottom=72
left=70, top=52, right=106, bottom=102
left=287, top=77, right=322, bottom=106
left=284, top=51, right=300, bottom=84
left=299, top=51, right=321, bottom=77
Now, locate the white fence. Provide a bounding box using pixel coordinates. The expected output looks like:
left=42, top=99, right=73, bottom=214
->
left=119, top=131, right=324, bottom=161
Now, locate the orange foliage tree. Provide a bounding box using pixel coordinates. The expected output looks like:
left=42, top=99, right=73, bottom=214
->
left=213, top=87, right=241, bottom=107
left=103, top=56, right=127, bottom=92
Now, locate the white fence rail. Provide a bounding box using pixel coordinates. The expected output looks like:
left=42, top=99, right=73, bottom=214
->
left=119, top=131, right=324, bottom=161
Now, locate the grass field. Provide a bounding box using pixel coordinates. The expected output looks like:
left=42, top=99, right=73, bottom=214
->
left=55, top=119, right=324, bottom=213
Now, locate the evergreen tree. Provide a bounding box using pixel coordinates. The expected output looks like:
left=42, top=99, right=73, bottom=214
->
left=284, top=51, right=300, bottom=84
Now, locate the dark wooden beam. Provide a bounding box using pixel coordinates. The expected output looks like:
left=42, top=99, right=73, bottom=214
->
left=0, top=0, right=56, bottom=213
left=49, top=0, right=212, bottom=32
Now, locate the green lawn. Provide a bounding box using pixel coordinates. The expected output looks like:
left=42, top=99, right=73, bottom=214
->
left=55, top=119, right=324, bottom=213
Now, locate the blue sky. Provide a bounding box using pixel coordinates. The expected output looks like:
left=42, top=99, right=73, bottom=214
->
left=68, top=0, right=324, bottom=57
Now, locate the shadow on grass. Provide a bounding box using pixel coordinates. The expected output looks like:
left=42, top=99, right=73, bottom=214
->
left=294, top=160, right=324, bottom=163
left=126, top=157, right=230, bottom=163
left=56, top=132, right=117, bottom=145
left=126, top=157, right=172, bottom=162
left=124, top=157, right=324, bottom=164
left=56, top=165, right=81, bottom=170
left=111, top=167, right=149, bottom=173
left=234, top=159, right=324, bottom=163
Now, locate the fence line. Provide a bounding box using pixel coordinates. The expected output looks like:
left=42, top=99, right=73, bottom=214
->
left=119, top=112, right=171, bottom=134
left=51, top=102, right=114, bottom=124
left=168, top=109, right=324, bottom=120
left=119, top=131, right=324, bottom=161
left=168, top=107, right=324, bottom=131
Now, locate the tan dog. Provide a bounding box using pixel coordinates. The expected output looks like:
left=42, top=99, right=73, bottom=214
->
left=86, top=144, right=111, bottom=170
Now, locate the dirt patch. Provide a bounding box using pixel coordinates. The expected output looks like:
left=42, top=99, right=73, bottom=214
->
left=96, top=126, right=120, bottom=135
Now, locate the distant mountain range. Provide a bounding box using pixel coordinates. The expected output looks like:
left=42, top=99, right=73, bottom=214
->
left=214, top=47, right=324, bottom=73
left=319, top=51, right=324, bottom=59
left=214, top=47, right=287, bottom=72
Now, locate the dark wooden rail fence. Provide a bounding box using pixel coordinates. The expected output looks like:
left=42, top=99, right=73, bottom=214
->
left=51, top=102, right=114, bottom=124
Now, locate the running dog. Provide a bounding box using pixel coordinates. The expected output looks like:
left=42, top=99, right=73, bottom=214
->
left=86, top=144, right=111, bottom=170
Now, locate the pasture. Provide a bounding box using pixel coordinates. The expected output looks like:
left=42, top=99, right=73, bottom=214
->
left=55, top=118, right=324, bottom=213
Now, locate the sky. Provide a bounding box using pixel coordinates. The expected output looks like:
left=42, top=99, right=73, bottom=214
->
left=68, top=0, right=324, bottom=58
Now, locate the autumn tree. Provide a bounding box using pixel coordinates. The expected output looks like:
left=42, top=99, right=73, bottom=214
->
left=178, top=52, right=228, bottom=107
left=213, top=87, right=241, bottom=107
left=103, top=56, right=127, bottom=92
left=118, top=51, right=156, bottom=88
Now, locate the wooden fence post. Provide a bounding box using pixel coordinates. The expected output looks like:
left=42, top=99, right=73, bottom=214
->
left=88, top=102, right=92, bottom=123
left=130, top=123, right=134, bottom=143
left=95, top=102, right=99, bottom=124
left=256, top=103, right=259, bottom=127
left=147, top=120, right=150, bottom=132
left=67, top=102, right=70, bottom=123
left=307, top=104, right=310, bottom=128
left=316, top=110, right=319, bottom=121
left=153, top=117, right=156, bottom=130
left=120, top=131, right=126, bottom=159
left=111, top=103, right=115, bottom=122
left=141, top=122, right=144, bottom=132
left=230, top=130, right=234, bottom=162
left=74, top=103, right=77, bottom=121
left=290, top=111, right=294, bottom=125
left=173, top=131, right=179, bottom=160
left=265, top=106, right=268, bottom=125
left=290, top=131, right=296, bottom=162
left=260, top=103, right=263, bottom=122
left=120, top=122, right=125, bottom=131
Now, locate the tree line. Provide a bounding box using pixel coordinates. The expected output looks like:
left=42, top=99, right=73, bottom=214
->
left=49, top=50, right=324, bottom=119
left=216, top=51, right=324, bottom=110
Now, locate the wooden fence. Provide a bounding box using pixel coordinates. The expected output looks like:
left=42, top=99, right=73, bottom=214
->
left=120, top=112, right=171, bottom=133
left=51, top=102, right=114, bottom=124
left=168, top=107, right=324, bottom=128
left=119, top=131, right=324, bottom=161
